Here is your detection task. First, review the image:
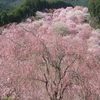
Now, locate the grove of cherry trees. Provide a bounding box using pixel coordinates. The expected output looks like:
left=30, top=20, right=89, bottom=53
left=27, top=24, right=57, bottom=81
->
left=0, top=6, right=100, bottom=100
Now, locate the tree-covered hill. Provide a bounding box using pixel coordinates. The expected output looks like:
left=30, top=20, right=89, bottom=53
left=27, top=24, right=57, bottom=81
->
left=0, top=0, right=25, bottom=13
left=0, top=0, right=73, bottom=26
left=47, top=0, right=89, bottom=7
left=0, top=0, right=25, bottom=8
left=0, top=3, right=14, bottom=12
left=0, top=0, right=90, bottom=8
left=0, top=0, right=17, bottom=5
left=0, top=0, right=90, bottom=7
left=64, top=0, right=89, bottom=7
left=9, top=0, right=25, bottom=8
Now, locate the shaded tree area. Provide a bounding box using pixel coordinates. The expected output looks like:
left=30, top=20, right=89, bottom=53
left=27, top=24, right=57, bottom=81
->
left=0, top=0, right=73, bottom=27
left=88, top=0, right=100, bottom=28
left=46, top=0, right=73, bottom=9
left=88, top=0, right=100, bottom=20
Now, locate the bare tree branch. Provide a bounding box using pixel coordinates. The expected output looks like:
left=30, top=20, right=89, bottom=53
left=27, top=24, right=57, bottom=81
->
left=8, top=38, right=26, bottom=48
left=61, top=56, right=77, bottom=79
left=44, top=74, right=53, bottom=100
left=19, top=24, right=36, bottom=36
left=27, top=77, right=46, bottom=83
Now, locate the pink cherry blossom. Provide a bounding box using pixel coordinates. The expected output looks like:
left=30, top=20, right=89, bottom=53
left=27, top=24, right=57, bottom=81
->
left=0, top=6, right=100, bottom=100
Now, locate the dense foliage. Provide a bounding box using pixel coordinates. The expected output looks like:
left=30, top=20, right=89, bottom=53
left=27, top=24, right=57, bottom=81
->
left=88, top=0, right=100, bottom=28
left=0, top=6, right=100, bottom=100
left=0, top=0, right=73, bottom=26
left=88, top=0, right=100, bottom=20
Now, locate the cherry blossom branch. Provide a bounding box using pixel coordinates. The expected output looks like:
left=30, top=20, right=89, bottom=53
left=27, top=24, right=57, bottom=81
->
left=61, top=55, right=77, bottom=79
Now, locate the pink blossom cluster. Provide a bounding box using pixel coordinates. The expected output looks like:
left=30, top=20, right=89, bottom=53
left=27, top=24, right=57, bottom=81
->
left=0, top=6, right=100, bottom=100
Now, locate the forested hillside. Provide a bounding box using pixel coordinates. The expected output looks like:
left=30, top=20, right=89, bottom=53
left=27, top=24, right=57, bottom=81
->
left=0, top=0, right=100, bottom=28
left=0, top=0, right=73, bottom=26
left=0, top=0, right=24, bottom=8
left=64, top=0, right=89, bottom=6
left=48, top=0, right=89, bottom=7
left=0, top=0, right=17, bottom=5
left=0, top=0, right=90, bottom=10
left=9, top=0, right=25, bottom=8
left=0, top=3, right=14, bottom=12
left=0, top=0, right=90, bottom=7
left=0, top=0, right=17, bottom=12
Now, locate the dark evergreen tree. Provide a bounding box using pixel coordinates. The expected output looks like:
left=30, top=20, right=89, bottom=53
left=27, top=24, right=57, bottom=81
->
left=0, top=11, right=8, bottom=25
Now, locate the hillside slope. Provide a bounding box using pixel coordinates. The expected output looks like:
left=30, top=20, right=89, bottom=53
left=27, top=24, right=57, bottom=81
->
left=0, top=0, right=90, bottom=8
left=0, top=0, right=73, bottom=26
left=0, top=3, right=14, bottom=12
left=0, top=0, right=24, bottom=8
left=0, top=0, right=17, bottom=5
left=64, top=0, right=89, bottom=7
left=45, top=0, right=89, bottom=7
left=9, top=0, right=25, bottom=8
